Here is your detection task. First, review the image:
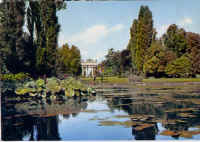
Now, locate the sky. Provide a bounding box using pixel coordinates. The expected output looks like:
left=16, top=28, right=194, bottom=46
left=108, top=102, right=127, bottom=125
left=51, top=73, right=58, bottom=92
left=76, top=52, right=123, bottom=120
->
left=57, top=0, right=200, bottom=63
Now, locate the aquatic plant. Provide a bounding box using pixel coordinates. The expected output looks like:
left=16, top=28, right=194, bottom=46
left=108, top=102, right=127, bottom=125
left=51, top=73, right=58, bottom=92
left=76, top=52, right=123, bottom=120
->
left=36, top=79, right=45, bottom=88
left=14, top=77, right=95, bottom=98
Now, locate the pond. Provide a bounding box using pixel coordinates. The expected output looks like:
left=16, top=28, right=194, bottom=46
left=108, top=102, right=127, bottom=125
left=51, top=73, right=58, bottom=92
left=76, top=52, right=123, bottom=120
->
left=2, top=85, right=200, bottom=141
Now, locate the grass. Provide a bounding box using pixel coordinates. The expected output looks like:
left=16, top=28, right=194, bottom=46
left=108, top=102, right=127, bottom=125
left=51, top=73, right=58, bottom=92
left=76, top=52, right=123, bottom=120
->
left=143, top=78, right=200, bottom=83
left=81, top=76, right=200, bottom=84
left=81, top=76, right=128, bottom=84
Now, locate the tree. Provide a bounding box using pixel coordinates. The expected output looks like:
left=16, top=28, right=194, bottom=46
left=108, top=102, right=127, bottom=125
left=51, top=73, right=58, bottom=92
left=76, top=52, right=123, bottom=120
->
left=163, top=24, right=188, bottom=57
left=104, top=48, right=121, bottom=76
left=35, top=0, right=61, bottom=76
left=56, top=44, right=81, bottom=76
left=186, top=32, right=200, bottom=75
left=69, top=45, right=81, bottom=76
left=128, top=6, right=154, bottom=74
left=120, top=49, right=132, bottom=74
left=143, top=40, right=177, bottom=77
left=0, top=0, right=26, bottom=73
left=128, top=19, right=138, bottom=71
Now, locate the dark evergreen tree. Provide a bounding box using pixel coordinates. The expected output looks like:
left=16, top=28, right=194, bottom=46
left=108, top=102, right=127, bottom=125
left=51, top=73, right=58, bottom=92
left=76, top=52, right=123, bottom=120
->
left=0, top=0, right=25, bottom=73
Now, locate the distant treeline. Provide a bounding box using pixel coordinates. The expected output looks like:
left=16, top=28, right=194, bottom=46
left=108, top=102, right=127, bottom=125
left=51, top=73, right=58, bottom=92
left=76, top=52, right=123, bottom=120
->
left=101, top=6, right=200, bottom=78
left=0, top=0, right=81, bottom=78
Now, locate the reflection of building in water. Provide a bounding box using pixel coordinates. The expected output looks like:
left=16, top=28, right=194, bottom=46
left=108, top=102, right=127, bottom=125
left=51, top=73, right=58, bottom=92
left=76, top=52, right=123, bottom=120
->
left=81, top=59, right=98, bottom=77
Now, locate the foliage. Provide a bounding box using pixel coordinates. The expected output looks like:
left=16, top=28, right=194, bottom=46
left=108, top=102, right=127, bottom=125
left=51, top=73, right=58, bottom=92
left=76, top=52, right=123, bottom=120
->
left=35, top=0, right=60, bottom=76
left=120, top=49, right=132, bottom=74
left=1, top=73, right=31, bottom=81
left=127, top=5, right=153, bottom=74
left=14, top=77, right=92, bottom=97
left=165, top=56, right=192, bottom=78
left=102, top=48, right=132, bottom=76
left=186, top=32, right=200, bottom=75
left=35, top=79, right=45, bottom=88
left=143, top=56, right=160, bottom=77
left=0, top=0, right=27, bottom=73
left=128, top=19, right=138, bottom=69
left=56, top=44, right=81, bottom=76
left=103, top=48, right=122, bottom=76
left=143, top=41, right=176, bottom=77
left=163, top=24, right=188, bottom=57
left=0, top=0, right=66, bottom=77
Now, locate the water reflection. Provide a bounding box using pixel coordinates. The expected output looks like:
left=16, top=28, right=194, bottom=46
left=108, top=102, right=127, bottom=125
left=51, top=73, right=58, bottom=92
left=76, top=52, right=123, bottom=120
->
left=105, top=91, right=200, bottom=140
left=2, top=89, right=200, bottom=140
left=2, top=96, right=89, bottom=141
left=132, top=123, right=158, bottom=140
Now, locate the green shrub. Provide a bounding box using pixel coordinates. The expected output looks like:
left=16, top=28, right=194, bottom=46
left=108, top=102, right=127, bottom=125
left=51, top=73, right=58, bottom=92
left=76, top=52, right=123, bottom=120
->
left=165, top=56, right=192, bottom=78
left=143, top=56, right=160, bottom=75
left=1, top=73, right=31, bottom=81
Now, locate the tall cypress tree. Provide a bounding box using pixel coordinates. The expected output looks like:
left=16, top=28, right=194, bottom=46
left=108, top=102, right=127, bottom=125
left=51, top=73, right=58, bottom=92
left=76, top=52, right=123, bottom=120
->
left=128, top=19, right=138, bottom=73
left=135, top=6, right=153, bottom=74
left=35, top=0, right=60, bottom=76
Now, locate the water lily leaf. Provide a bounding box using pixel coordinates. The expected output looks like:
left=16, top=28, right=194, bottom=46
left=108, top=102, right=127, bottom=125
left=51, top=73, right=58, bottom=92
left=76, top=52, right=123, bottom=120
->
left=81, top=109, right=98, bottom=113
left=160, top=130, right=180, bottom=137
left=99, top=121, right=122, bottom=126
left=134, top=123, right=155, bottom=131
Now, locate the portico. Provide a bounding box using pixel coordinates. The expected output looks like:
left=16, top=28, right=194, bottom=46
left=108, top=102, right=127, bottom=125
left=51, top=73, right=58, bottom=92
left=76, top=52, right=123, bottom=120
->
left=81, top=59, right=98, bottom=77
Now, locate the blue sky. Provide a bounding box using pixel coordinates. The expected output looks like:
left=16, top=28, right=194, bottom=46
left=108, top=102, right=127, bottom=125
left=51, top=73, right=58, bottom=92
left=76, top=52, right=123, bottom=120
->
left=57, top=0, right=200, bottom=63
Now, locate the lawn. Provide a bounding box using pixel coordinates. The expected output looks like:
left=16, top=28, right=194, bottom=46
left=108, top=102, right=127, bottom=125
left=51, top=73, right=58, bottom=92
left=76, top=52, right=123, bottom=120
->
left=81, top=76, right=129, bottom=84
left=81, top=76, right=200, bottom=84
left=143, top=78, right=200, bottom=83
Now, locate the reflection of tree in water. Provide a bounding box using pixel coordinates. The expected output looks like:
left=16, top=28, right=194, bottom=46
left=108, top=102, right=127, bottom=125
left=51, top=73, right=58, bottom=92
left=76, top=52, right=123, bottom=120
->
left=132, top=123, right=158, bottom=140
left=2, top=96, right=90, bottom=141
left=106, top=95, right=159, bottom=140
left=35, top=116, right=60, bottom=140
left=106, top=94, right=200, bottom=140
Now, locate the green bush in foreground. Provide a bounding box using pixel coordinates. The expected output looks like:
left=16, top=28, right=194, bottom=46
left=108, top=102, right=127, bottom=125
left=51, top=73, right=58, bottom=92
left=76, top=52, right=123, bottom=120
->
left=165, top=56, right=192, bottom=78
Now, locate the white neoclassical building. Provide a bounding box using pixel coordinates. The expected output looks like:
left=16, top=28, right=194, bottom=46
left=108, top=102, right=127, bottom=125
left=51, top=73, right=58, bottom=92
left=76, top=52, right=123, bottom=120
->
left=81, top=59, right=98, bottom=77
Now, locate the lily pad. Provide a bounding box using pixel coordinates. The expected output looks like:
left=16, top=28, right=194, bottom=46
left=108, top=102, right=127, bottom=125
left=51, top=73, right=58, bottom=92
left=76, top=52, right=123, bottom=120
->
left=177, top=113, right=196, bottom=118
left=99, top=121, right=122, bottom=126
left=160, top=130, right=180, bottom=137
left=179, top=130, right=200, bottom=138
left=81, top=109, right=98, bottom=113
left=114, top=115, right=130, bottom=118
left=134, top=123, right=155, bottom=131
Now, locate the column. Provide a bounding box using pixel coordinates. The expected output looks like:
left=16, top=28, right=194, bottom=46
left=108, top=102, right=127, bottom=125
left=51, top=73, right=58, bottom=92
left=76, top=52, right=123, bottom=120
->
left=82, top=65, right=84, bottom=76
left=91, top=66, right=94, bottom=77
left=86, top=65, right=88, bottom=77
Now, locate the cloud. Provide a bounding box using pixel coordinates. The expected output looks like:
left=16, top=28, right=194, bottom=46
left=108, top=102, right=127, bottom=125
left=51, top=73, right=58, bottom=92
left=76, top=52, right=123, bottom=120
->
left=179, top=17, right=193, bottom=27
left=110, top=24, right=124, bottom=32
left=69, top=25, right=108, bottom=45
left=156, top=24, right=169, bottom=38
left=58, top=24, right=124, bottom=62
left=64, top=24, right=124, bottom=45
